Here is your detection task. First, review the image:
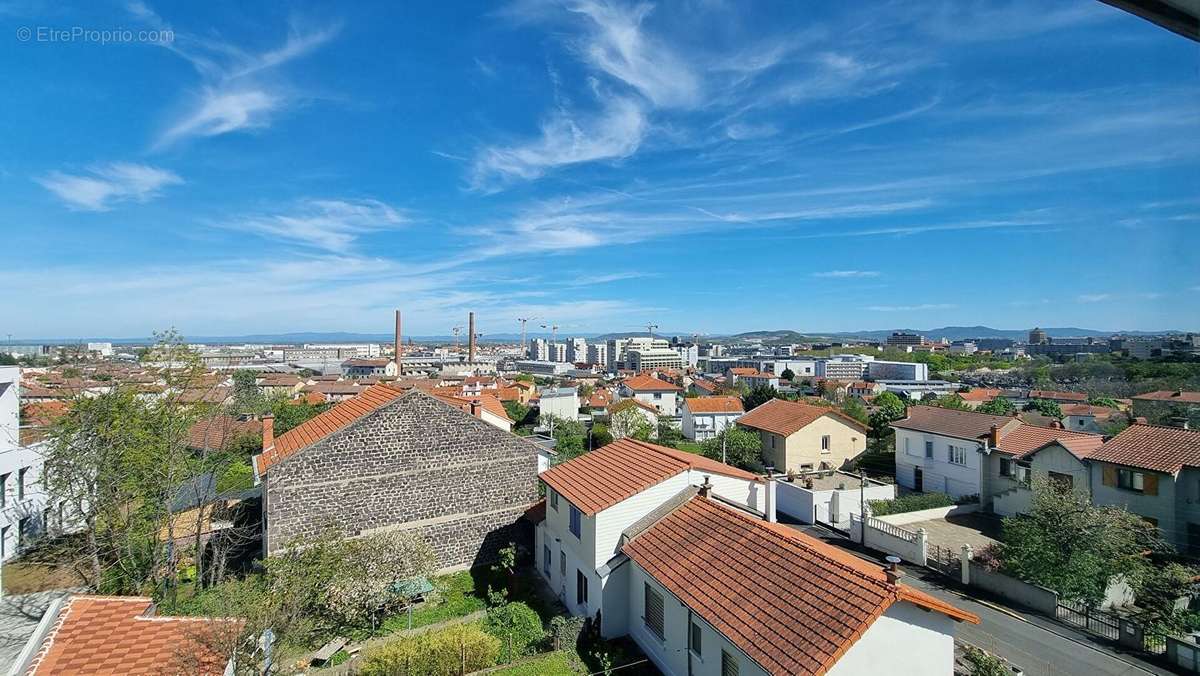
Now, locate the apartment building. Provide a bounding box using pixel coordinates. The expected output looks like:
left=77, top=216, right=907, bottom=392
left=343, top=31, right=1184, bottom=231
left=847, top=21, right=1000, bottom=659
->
left=586, top=343, right=608, bottom=368
left=625, top=348, right=684, bottom=372
left=1, top=366, right=49, bottom=561
left=566, top=338, right=588, bottom=364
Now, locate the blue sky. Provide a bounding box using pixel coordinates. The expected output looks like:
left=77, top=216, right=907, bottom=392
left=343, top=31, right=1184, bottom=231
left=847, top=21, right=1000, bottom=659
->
left=2, top=0, right=1198, bottom=339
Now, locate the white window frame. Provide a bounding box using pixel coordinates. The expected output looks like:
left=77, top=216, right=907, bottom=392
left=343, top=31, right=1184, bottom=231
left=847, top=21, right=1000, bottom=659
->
left=820, top=435, right=831, bottom=453
left=948, top=445, right=966, bottom=466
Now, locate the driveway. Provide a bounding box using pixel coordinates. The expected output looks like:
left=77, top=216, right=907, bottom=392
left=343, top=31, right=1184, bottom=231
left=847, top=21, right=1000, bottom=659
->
left=907, top=512, right=1003, bottom=553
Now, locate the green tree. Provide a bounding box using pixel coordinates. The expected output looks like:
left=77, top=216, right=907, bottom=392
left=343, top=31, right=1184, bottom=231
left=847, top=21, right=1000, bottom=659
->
left=930, top=394, right=972, bottom=411
left=1000, top=480, right=1166, bottom=608
left=700, top=427, right=762, bottom=471
left=484, top=602, right=545, bottom=663
left=656, top=420, right=685, bottom=447
left=743, top=385, right=781, bottom=411
left=1024, top=398, right=1063, bottom=419
left=590, top=423, right=614, bottom=448
left=867, top=391, right=906, bottom=448
left=230, top=370, right=265, bottom=415
left=541, top=414, right=587, bottom=462
left=269, top=396, right=331, bottom=435
left=779, top=368, right=795, bottom=381
left=502, top=400, right=531, bottom=427
left=608, top=402, right=653, bottom=441
left=977, top=396, right=1016, bottom=416
left=1088, top=396, right=1121, bottom=409
left=0, top=353, right=16, bottom=366
left=840, top=398, right=869, bottom=425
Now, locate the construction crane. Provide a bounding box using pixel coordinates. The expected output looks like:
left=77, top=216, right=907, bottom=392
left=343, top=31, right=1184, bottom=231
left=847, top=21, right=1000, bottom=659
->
left=540, top=323, right=559, bottom=345
left=451, top=326, right=463, bottom=350
left=517, top=317, right=539, bottom=357
left=646, top=323, right=659, bottom=339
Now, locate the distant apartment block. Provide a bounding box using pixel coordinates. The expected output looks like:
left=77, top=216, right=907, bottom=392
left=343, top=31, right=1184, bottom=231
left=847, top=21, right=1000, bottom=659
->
left=586, top=343, right=608, bottom=368
left=866, top=360, right=929, bottom=381
left=566, top=337, right=587, bottom=363
left=886, top=332, right=926, bottom=347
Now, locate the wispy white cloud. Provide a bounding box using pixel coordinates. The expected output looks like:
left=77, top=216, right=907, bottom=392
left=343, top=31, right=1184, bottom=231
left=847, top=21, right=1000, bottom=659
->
left=865, top=303, right=956, bottom=312
left=133, top=3, right=339, bottom=148
left=470, top=96, right=647, bottom=190
left=725, top=122, right=778, bottom=140
left=567, top=271, right=654, bottom=286
left=217, top=199, right=405, bottom=253
left=1077, top=293, right=1111, bottom=303
left=36, top=162, right=182, bottom=211
left=813, top=270, right=880, bottom=279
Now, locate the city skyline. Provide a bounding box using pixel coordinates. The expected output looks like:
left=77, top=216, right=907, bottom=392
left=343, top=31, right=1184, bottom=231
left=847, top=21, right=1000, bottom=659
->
left=3, top=1, right=1198, bottom=337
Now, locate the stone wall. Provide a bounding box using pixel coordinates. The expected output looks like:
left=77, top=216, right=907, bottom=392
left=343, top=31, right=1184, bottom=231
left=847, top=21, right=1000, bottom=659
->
left=265, top=391, right=539, bottom=570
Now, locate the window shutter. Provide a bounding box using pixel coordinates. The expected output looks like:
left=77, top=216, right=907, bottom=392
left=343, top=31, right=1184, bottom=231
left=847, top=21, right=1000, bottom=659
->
left=1143, top=473, right=1159, bottom=496
left=1102, top=465, right=1117, bottom=487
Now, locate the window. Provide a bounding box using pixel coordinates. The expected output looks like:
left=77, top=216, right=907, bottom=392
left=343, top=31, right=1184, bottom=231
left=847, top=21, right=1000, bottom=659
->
left=0, top=525, right=7, bottom=559
left=948, top=445, right=966, bottom=465
left=721, top=650, right=739, bottom=676
left=1015, top=462, right=1032, bottom=485
left=999, top=457, right=1014, bottom=478
left=644, top=583, right=665, bottom=640
left=17, top=467, right=27, bottom=500
left=576, top=570, right=589, bottom=607
left=1118, top=469, right=1144, bottom=492
left=1048, top=471, right=1074, bottom=492
left=560, top=551, right=566, bottom=578
left=543, top=545, right=551, bottom=575
left=820, top=435, right=831, bottom=453
left=904, top=437, right=911, bottom=455
left=549, top=489, right=559, bottom=511
left=569, top=505, right=582, bottom=538
left=17, top=518, right=29, bottom=551
left=924, top=441, right=933, bottom=458
left=690, top=621, right=703, bottom=657
left=0, top=473, right=7, bottom=508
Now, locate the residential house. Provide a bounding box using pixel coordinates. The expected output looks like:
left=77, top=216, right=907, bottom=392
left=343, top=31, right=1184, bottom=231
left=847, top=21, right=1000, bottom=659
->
left=892, top=406, right=1019, bottom=499
left=2, top=367, right=49, bottom=561
left=724, top=367, right=758, bottom=385
left=680, top=396, right=743, bottom=441
left=1061, top=403, right=1125, bottom=434
left=957, top=388, right=1003, bottom=409
left=299, top=382, right=363, bottom=403
left=689, top=379, right=719, bottom=397
left=253, top=384, right=539, bottom=570
left=737, top=399, right=868, bottom=473
left=186, top=414, right=263, bottom=454
left=1087, top=424, right=1200, bottom=553
left=1132, top=390, right=1200, bottom=429
left=618, top=374, right=682, bottom=417
left=985, top=425, right=1105, bottom=517
left=15, top=595, right=241, bottom=675
left=741, top=372, right=780, bottom=390
left=847, top=381, right=884, bottom=400
left=536, top=387, right=580, bottom=421
left=1027, top=389, right=1088, bottom=405
left=532, top=438, right=977, bottom=675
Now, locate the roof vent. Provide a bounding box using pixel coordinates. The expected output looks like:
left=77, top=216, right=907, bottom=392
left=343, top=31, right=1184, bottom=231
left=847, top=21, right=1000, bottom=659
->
left=698, top=475, right=713, bottom=498
left=885, top=555, right=903, bottom=584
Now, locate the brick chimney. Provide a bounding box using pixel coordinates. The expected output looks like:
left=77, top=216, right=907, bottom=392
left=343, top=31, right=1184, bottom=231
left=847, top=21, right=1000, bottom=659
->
left=698, top=475, right=713, bottom=498
left=261, top=413, right=274, bottom=451
left=988, top=423, right=1002, bottom=448
left=468, top=311, right=477, bottom=363
left=885, top=555, right=903, bottom=584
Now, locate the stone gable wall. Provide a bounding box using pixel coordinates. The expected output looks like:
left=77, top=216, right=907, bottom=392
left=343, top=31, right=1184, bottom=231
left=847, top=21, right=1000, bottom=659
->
left=266, top=392, right=538, bottom=569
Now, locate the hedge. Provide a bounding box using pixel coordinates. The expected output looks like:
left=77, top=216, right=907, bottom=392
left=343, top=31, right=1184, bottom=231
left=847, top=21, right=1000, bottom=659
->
left=359, top=623, right=500, bottom=676
left=868, top=492, right=954, bottom=516
left=484, top=602, right=545, bottom=663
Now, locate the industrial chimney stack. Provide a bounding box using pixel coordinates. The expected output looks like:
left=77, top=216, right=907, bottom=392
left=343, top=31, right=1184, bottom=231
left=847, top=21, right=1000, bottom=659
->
left=468, top=311, right=477, bottom=362
left=394, top=309, right=403, bottom=371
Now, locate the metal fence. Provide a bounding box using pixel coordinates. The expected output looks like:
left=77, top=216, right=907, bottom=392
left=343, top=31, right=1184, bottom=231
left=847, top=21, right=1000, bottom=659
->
left=927, top=544, right=959, bottom=578
left=1056, top=600, right=1119, bottom=641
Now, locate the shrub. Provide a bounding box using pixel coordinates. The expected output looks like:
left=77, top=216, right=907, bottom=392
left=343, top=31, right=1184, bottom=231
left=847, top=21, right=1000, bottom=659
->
left=549, top=615, right=585, bottom=652
left=485, top=602, right=545, bottom=662
left=359, top=623, right=500, bottom=676
left=962, top=645, right=1008, bottom=676
left=868, top=492, right=954, bottom=516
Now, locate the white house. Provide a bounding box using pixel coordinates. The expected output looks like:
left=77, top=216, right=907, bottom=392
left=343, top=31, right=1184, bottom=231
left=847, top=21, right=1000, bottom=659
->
left=680, top=396, right=743, bottom=441
left=0, top=367, right=51, bottom=561
left=617, top=374, right=682, bottom=417
left=532, top=437, right=978, bottom=675
left=536, top=387, right=580, bottom=420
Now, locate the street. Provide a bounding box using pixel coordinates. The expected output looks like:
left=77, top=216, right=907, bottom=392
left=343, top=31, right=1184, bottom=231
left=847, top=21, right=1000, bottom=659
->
left=786, top=522, right=1175, bottom=676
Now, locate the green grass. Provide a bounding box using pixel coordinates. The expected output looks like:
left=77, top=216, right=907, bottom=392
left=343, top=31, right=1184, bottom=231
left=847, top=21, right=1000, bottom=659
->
left=378, top=571, right=487, bottom=634
left=489, top=651, right=580, bottom=675
left=674, top=441, right=703, bottom=454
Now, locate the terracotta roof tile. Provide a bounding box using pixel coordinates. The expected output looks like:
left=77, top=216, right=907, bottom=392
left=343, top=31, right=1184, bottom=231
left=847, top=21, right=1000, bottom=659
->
left=621, top=374, right=682, bottom=392
left=540, top=438, right=759, bottom=515
left=683, top=396, right=744, bottom=414
left=186, top=415, right=262, bottom=452
left=738, top=398, right=866, bottom=437
left=27, top=595, right=241, bottom=675
left=1133, top=390, right=1200, bottom=403
left=1089, top=423, right=1200, bottom=474
left=1029, top=389, right=1088, bottom=402
left=993, top=423, right=1103, bottom=460
left=255, top=383, right=405, bottom=474
left=622, top=497, right=977, bottom=675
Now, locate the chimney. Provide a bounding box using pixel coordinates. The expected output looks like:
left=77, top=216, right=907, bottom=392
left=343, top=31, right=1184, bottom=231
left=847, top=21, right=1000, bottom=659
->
left=394, top=310, right=403, bottom=371
left=698, top=475, right=713, bottom=498
left=468, top=312, right=477, bottom=363
left=470, top=399, right=482, bottom=419
left=261, top=414, right=274, bottom=452
left=764, top=472, right=777, bottom=523
left=885, top=555, right=903, bottom=584
left=988, top=423, right=1002, bottom=448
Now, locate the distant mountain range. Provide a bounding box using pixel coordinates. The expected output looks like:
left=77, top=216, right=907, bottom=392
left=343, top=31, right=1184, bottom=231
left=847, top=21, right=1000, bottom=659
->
left=10, top=325, right=1186, bottom=347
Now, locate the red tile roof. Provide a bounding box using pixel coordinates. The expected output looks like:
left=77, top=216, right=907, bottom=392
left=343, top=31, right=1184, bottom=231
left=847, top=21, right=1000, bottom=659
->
left=1088, top=424, right=1200, bottom=474
left=26, top=595, right=241, bottom=675
left=891, top=406, right=1019, bottom=442
left=683, top=396, right=744, bottom=415
left=1028, top=389, right=1088, bottom=402
left=993, top=423, right=1103, bottom=460
left=737, top=398, right=867, bottom=437
left=186, top=415, right=262, bottom=452
left=1133, top=390, right=1200, bottom=403
left=727, top=367, right=758, bottom=376
left=958, top=388, right=1003, bottom=402
left=540, top=438, right=760, bottom=516
left=621, top=374, right=682, bottom=392
left=622, top=497, right=977, bottom=675
left=20, top=401, right=68, bottom=427
left=255, top=383, right=405, bottom=474
left=1060, top=403, right=1120, bottom=417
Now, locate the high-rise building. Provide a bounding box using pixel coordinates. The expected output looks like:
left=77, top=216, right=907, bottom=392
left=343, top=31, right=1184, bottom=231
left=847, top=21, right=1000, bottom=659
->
left=586, top=343, right=609, bottom=368
left=1028, top=328, right=1047, bottom=345
left=529, top=338, right=549, bottom=361
left=550, top=343, right=567, bottom=363
left=567, top=337, right=588, bottom=363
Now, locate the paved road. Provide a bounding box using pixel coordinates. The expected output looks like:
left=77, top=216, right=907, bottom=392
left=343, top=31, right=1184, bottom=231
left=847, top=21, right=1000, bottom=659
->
left=787, top=522, right=1174, bottom=676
